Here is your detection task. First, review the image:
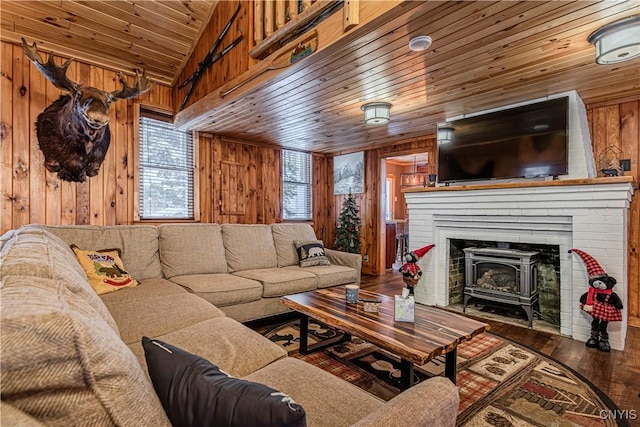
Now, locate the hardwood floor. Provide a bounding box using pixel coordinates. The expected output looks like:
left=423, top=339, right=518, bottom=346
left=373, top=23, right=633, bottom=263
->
left=361, top=271, right=640, bottom=416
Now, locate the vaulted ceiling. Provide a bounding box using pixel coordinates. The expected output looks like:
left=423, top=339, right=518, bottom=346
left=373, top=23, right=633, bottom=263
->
left=2, top=1, right=639, bottom=154
left=0, top=0, right=218, bottom=85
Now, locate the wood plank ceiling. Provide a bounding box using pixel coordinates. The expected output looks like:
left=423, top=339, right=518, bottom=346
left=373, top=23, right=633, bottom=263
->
left=179, top=1, right=640, bottom=153
left=2, top=1, right=639, bottom=153
left=0, top=0, right=218, bottom=85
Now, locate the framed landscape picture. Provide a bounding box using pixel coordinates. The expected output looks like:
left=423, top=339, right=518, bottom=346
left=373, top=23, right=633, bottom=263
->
left=334, top=151, right=364, bottom=195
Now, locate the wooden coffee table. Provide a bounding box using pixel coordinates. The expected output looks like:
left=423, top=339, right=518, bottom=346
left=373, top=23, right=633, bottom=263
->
left=281, top=287, right=489, bottom=389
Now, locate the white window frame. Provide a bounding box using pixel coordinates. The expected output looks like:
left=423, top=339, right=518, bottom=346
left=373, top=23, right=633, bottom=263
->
left=134, top=104, right=199, bottom=222
left=282, top=149, right=312, bottom=221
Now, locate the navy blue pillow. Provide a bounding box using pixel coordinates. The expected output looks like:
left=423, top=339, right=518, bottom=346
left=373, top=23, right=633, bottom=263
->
left=142, top=337, right=307, bottom=427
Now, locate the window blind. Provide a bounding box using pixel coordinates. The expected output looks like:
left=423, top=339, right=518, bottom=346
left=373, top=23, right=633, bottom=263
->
left=139, top=112, right=194, bottom=220
left=282, top=149, right=312, bottom=220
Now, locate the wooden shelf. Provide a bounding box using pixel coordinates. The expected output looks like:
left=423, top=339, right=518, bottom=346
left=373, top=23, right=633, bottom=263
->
left=401, top=176, right=636, bottom=193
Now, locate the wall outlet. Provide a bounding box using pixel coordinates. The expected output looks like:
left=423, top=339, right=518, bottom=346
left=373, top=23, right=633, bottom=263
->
left=364, top=254, right=369, bottom=262
left=620, top=159, right=631, bottom=172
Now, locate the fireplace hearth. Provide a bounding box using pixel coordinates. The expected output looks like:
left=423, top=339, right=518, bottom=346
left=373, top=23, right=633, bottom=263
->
left=463, top=247, right=539, bottom=328
left=405, top=178, right=634, bottom=350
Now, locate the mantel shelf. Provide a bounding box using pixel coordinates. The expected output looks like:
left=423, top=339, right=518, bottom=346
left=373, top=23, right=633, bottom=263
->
left=401, top=176, right=636, bottom=193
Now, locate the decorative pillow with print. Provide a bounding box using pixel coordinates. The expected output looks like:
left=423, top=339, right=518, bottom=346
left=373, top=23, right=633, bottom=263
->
left=294, top=240, right=331, bottom=268
left=71, top=245, right=138, bottom=295
left=142, top=337, right=307, bottom=427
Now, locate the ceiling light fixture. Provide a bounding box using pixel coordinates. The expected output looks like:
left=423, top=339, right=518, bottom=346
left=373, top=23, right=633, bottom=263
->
left=587, top=15, right=640, bottom=64
left=409, top=35, right=432, bottom=52
left=437, top=126, right=454, bottom=144
left=400, top=155, right=429, bottom=188
left=361, top=102, right=391, bottom=125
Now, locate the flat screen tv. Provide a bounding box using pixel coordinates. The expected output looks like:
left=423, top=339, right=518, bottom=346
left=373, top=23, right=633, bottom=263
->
left=437, top=97, right=568, bottom=183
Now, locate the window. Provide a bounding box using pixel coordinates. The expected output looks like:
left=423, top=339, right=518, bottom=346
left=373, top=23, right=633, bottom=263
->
left=137, top=109, right=196, bottom=220
left=282, top=149, right=312, bottom=220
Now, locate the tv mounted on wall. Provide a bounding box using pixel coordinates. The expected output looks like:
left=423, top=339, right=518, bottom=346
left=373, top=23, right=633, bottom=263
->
left=437, top=97, right=568, bottom=184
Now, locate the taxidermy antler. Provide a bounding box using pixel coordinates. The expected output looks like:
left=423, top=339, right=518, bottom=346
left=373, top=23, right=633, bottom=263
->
left=22, top=38, right=152, bottom=182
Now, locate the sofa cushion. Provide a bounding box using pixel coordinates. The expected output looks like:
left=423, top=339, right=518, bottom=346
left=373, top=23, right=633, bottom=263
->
left=284, top=265, right=357, bottom=288
left=0, top=225, right=119, bottom=334
left=143, top=337, right=306, bottom=427
left=1, top=275, right=171, bottom=427
left=222, top=225, right=277, bottom=272
left=170, top=273, right=263, bottom=306
left=294, top=240, right=331, bottom=267
left=100, top=277, right=188, bottom=306
left=243, top=358, right=384, bottom=427
left=45, top=225, right=162, bottom=280
left=71, top=245, right=139, bottom=294
left=234, top=268, right=317, bottom=297
left=220, top=298, right=292, bottom=323
left=0, top=401, right=45, bottom=426
left=104, top=293, right=226, bottom=345
left=129, top=317, right=287, bottom=377
left=159, top=224, right=228, bottom=278
left=271, top=223, right=318, bottom=267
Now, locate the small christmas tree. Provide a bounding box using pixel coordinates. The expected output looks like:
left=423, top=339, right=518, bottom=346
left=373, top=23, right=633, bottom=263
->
left=334, top=191, right=362, bottom=254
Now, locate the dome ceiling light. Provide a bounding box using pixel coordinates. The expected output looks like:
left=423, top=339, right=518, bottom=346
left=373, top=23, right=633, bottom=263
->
left=361, top=102, right=392, bottom=125
left=587, top=15, right=640, bottom=64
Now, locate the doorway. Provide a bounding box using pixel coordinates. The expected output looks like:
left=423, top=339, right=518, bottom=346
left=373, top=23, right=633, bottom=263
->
left=382, top=153, right=429, bottom=271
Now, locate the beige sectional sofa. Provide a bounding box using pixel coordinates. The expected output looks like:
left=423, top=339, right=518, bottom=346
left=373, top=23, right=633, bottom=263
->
left=154, top=223, right=362, bottom=321
left=0, top=224, right=459, bottom=427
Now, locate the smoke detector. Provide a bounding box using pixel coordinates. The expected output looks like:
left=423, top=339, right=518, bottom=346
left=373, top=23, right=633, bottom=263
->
left=409, top=36, right=432, bottom=52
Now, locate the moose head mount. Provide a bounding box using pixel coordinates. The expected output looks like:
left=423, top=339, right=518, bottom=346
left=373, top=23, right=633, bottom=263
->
left=22, top=38, right=152, bottom=182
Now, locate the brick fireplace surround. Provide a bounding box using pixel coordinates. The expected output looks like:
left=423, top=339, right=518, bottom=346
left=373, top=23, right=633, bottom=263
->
left=405, top=178, right=634, bottom=351
left=403, top=91, right=635, bottom=350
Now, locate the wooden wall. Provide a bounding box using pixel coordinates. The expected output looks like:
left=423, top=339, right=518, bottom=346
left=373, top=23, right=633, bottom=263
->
left=173, top=1, right=252, bottom=112
left=197, top=134, right=333, bottom=243
left=331, top=136, right=437, bottom=275
left=198, top=135, right=282, bottom=225
left=587, top=96, right=640, bottom=322
left=329, top=98, right=639, bottom=319
left=0, top=41, right=172, bottom=233
left=1, top=35, right=637, bottom=321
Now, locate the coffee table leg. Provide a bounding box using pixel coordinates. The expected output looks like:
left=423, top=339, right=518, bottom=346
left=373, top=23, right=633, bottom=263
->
left=444, top=348, right=457, bottom=384
left=299, top=314, right=309, bottom=355
left=400, top=359, right=414, bottom=390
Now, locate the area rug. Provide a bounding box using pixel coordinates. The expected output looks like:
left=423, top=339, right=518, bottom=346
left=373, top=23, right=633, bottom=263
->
left=260, top=320, right=627, bottom=427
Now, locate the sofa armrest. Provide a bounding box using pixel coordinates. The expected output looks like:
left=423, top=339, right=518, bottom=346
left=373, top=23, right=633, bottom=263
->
left=324, top=249, right=362, bottom=285
left=350, top=377, right=459, bottom=427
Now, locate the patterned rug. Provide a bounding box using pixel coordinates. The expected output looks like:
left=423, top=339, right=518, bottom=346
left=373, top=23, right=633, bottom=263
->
left=260, top=319, right=627, bottom=427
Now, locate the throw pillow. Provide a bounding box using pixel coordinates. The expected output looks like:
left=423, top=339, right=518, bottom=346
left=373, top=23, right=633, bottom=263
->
left=142, top=337, right=307, bottom=427
left=294, top=240, right=331, bottom=267
left=71, top=245, right=138, bottom=295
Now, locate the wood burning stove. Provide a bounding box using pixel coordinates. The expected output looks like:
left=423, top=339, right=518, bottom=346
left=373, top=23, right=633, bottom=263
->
left=463, top=247, right=539, bottom=328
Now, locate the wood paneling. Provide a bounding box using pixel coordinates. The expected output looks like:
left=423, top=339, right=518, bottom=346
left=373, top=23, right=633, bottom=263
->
left=0, top=41, right=172, bottom=234
left=173, top=1, right=251, bottom=112
left=176, top=1, right=639, bottom=153
left=3, top=2, right=638, bottom=157
left=0, top=0, right=217, bottom=85
left=198, top=135, right=282, bottom=225
left=587, top=97, right=640, bottom=321
left=331, top=136, right=437, bottom=275
left=196, top=136, right=333, bottom=248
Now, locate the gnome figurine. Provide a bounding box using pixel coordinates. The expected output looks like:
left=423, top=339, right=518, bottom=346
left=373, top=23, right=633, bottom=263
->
left=569, top=248, right=623, bottom=352
left=400, top=244, right=435, bottom=295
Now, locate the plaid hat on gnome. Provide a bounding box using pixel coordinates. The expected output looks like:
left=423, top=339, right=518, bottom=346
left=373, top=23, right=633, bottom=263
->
left=400, top=244, right=434, bottom=294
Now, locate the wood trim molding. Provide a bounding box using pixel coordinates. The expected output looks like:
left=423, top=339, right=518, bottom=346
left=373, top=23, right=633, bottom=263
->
left=402, top=176, right=636, bottom=193
left=587, top=95, right=640, bottom=110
